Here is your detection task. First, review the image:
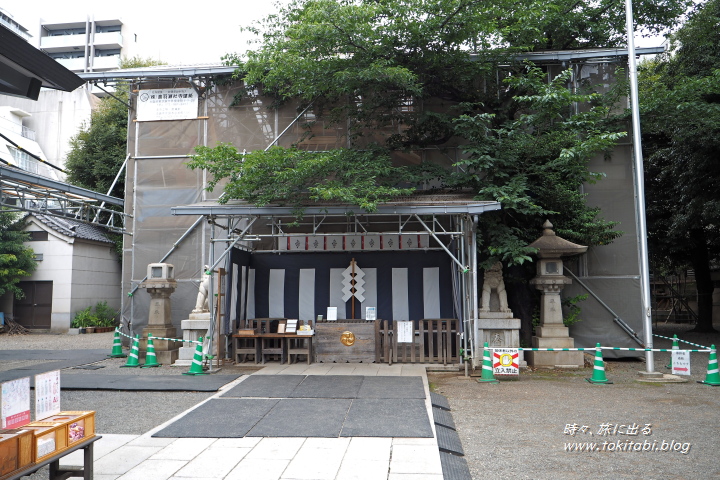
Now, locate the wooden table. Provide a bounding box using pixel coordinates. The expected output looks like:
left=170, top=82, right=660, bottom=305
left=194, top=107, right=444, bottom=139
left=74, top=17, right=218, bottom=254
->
left=6, top=435, right=101, bottom=480
left=232, top=333, right=313, bottom=365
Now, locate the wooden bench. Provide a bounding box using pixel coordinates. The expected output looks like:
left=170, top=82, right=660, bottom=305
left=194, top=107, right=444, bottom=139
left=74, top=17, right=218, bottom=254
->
left=6, top=435, right=101, bottom=480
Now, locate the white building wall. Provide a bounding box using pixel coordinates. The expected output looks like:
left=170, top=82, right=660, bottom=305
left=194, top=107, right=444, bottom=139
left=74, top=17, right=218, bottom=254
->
left=23, top=223, right=74, bottom=331
left=0, top=89, right=98, bottom=173
left=22, top=219, right=121, bottom=332
left=70, top=241, right=122, bottom=316
left=0, top=106, right=60, bottom=179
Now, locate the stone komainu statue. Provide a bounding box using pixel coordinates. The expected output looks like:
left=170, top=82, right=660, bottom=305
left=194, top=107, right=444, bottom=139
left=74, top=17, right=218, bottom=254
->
left=480, top=262, right=511, bottom=313
left=193, top=266, right=211, bottom=313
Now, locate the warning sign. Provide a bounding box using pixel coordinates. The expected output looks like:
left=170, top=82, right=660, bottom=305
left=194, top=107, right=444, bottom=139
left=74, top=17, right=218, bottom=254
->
left=493, top=348, right=519, bottom=376
left=671, top=350, right=691, bottom=376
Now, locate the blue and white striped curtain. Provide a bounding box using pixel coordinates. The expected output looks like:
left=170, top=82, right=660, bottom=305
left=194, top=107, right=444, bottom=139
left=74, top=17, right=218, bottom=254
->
left=230, top=251, right=454, bottom=325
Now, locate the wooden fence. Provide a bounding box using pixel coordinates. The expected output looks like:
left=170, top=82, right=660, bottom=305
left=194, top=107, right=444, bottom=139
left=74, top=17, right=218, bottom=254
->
left=375, top=319, right=461, bottom=365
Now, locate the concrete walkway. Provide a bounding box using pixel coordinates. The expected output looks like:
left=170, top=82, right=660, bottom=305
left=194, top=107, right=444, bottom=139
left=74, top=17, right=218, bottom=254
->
left=61, top=364, right=444, bottom=480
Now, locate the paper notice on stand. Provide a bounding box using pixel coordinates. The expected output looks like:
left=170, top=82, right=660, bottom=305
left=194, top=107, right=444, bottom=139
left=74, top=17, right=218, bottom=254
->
left=327, top=307, right=338, bottom=321
left=397, top=321, right=413, bottom=343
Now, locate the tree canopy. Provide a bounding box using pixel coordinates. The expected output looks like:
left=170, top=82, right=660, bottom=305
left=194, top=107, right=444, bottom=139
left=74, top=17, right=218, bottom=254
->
left=0, top=210, right=37, bottom=299
left=65, top=56, right=166, bottom=197
left=191, top=0, right=694, bottom=264
left=640, top=0, right=720, bottom=332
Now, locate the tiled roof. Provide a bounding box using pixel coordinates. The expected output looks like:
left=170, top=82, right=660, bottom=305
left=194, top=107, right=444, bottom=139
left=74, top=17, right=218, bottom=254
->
left=31, top=214, right=114, bottom=244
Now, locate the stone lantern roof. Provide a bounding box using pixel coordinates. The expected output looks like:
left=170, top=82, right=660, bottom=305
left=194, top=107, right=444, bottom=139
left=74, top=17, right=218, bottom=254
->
left=528, top=220, right=588, bottom=258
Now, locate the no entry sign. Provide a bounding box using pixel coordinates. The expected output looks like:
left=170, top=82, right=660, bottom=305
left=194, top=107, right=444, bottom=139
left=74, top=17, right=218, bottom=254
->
left=493, top=348, right=520, bottom=376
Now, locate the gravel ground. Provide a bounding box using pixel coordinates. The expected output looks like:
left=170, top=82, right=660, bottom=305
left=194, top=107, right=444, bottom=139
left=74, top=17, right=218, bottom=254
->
left=2, top=324, right=719, bottom=479
left=429, top=322, right=720, bottom=480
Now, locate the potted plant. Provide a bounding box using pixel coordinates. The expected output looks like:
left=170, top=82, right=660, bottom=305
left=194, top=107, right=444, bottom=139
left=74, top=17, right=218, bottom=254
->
left=93, top=302, right=119, bottom=332
left=71, top=306, right=96, bottom=334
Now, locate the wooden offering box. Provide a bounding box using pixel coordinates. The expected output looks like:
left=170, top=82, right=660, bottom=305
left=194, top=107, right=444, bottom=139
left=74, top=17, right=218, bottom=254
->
left=26, top=411, right=95, bottom=462
left=40, top=412, right=95, bottom=447
left=23, top=421, right=67, bottom=463
left=0, top=429, right=34, bottom=479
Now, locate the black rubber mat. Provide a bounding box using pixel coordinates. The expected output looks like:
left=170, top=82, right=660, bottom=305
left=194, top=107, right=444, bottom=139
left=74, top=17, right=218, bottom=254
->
left=149, top=374, right=434, bottom=439
left=221, top=375, right=305, bottom=398
left=0, top=351, right=109, bottom=384
left=247, top=399, right=351, bottom=437
left=432, top=407, right=457, bottom=430
left=153, top=398, right=278, bottom=437
left=430, top=392, right=452, bottom=411
left=436, top=424, right=464, bottom=455
left=340, top=398, right=433, bottom=438
left=440, top=452, right=473, bottom=480
left=289, top=375, right=363, bottom=398
left=59, top=374, right=242, bottom=391
left=357, top=376, right=425, bottom=399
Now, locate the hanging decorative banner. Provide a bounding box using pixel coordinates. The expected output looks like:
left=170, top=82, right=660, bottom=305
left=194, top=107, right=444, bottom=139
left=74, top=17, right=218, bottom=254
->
left=493, top=348, right=520, bottom=376
left=671, top=350, right=691, bottom=375
left=278, top=234, right=428, bottom=251
left=35, top=370, right=61, bottom=420
left=1, top=376, right=31, bottom=428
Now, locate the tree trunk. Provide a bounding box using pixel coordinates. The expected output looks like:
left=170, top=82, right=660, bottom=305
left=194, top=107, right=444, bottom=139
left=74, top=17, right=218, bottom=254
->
left=505, top=264, right=538, bottom=347
left=689, top=229, right=716, bottom=332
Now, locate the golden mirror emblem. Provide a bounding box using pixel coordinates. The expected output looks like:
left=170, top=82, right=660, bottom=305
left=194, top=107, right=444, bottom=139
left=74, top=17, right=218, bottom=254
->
left=340, top=331, right=356, bottom=346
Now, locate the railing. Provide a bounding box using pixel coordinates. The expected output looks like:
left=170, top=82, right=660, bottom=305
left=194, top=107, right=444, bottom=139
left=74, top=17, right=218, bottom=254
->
left=375, top=318, right=461, bottom=365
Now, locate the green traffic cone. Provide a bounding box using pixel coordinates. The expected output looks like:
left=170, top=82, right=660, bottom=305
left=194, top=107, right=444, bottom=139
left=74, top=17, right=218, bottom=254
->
left=477, top=342, right=499, bottom=384
left=666, top=335, right=679, bottom=369
left=121, top=335, right=141, bottom=368
left=183, top=337, right=207, bottom=375
left=698, top=345, right=720, bottom=386
left=142, top=334, right=161, bottom=368
left=586, top=343, right=612, bottom=384
left=107, top=328, right=127, bottom=358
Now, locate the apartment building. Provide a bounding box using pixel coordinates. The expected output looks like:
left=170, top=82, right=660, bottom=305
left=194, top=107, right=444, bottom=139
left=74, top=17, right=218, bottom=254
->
left=39, top=17, right=136, bottom=73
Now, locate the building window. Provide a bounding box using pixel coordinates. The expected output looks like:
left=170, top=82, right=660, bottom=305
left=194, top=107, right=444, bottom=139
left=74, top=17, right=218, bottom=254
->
left=8, top=146, right=38, bottom=174
left=28, top=231, right=48, bottom=241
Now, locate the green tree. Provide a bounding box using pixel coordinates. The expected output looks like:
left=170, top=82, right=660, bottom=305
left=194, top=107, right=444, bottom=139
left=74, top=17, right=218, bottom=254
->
left=190, top=0, right=687, bottom=339
left=640, top=0, right=720, bottom=332
left=196, top=0, right=689, bottom=258
left=65, top=56, right=166, bottom=197
left=0, top=210, right=37, bottom=298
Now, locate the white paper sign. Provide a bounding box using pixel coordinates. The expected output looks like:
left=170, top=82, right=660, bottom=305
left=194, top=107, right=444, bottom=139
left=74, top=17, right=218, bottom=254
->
left=136, top=88, right=198, bottom=121
left=365, top=307, right=377, bottom=321
left=1, top=377, right=31, bottom=428
left=397, top=321, right=413, bottom=343
left=326, top=307, right=338, bottom=321
left=35, top=370, right=61, bottom=420
left=671, top=350, right=691, bottom=376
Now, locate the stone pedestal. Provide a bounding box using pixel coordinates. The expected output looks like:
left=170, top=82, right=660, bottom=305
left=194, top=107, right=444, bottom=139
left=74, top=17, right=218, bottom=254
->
left=139, top=264, right=180, bottom=365
left=475, top=313, right=526, bottom=367
left=526, top=281, right=585, bottom=368
left=173, top=312, right=214, bottom=367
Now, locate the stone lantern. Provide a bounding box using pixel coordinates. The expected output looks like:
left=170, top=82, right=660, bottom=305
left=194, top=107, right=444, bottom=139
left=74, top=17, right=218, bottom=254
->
left=139, top=263, right=180, bottom=364
left=526, top=221, right=587, bottom=368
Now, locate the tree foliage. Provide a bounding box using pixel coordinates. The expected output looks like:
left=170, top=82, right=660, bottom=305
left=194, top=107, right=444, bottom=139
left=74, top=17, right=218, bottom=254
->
left=65, top=56, right=166, bottom=197
left=640, top=0, right=720, bottom=332
left=0, top=210, right=37, bottom=298
left=190, top=0, right=687, bottom=264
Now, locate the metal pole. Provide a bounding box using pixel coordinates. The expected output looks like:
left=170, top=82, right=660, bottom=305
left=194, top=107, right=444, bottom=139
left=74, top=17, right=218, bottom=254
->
left=471, top=215, right=479, bottom=368
left=625, top=0, right=655, bottom=373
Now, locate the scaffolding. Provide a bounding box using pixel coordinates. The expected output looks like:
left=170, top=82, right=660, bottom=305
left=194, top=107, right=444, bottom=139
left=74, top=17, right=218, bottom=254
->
left=0, top=164, right=128, bottom=233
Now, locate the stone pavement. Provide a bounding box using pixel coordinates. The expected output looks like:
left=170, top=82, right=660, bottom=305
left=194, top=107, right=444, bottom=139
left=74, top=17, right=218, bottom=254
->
left=60, top=363, right=444, bottom=479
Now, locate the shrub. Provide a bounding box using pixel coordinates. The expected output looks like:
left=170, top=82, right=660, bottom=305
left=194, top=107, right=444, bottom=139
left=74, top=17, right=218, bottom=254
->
left=71, top=302, right=118, bottom=328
